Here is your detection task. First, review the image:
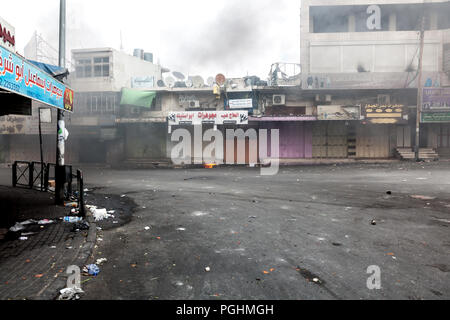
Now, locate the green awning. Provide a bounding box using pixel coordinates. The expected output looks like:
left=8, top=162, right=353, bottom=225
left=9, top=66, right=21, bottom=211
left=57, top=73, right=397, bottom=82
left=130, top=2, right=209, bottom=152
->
left=120, top=88, right=156, bottom=108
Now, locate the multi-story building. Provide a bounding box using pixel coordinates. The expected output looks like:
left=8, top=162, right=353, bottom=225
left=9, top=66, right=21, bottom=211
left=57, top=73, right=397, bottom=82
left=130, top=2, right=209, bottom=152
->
left=66, top=48, right=166, bottom=164
left=300, top=0, right=450, bottom=159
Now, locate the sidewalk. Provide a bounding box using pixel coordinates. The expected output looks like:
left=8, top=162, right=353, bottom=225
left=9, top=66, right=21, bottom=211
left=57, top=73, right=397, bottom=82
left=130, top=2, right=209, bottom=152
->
left=0, top=185, right=96, bottom=300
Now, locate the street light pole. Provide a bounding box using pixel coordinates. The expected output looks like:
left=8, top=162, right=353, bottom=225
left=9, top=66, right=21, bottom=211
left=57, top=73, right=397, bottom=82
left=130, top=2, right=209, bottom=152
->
left=415, top=13, right=425, bottom=162
left=55, top=0, right=66, bottom=204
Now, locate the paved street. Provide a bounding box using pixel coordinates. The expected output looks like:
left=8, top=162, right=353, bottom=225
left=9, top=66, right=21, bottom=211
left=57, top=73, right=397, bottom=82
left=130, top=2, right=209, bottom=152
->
left=65, top=162, right=449, bottom=300
left=2, top=162, right=450, bottom=300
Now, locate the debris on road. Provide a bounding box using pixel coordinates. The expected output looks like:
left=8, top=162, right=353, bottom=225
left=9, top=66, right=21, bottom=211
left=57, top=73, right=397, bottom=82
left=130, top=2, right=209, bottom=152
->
left=71, top=221, right=90, bottom=232
left=205, top=267, right=211, bottom=272
left=96, top=258, right=108, bottom=266
left=371, top=219, right=377, bottom=225
left=386, top=191, right=392, bottom=195
left=63, top=216, right=83, bottom=223
left=83, top=264, right=100, bottom=276
left=58, top=287, right=84, bottom=300
left=145, top=226, right=151, bottom=231
left=411, top=195, right=436, bottom=201
left=89, top=207, right=113, bottom=221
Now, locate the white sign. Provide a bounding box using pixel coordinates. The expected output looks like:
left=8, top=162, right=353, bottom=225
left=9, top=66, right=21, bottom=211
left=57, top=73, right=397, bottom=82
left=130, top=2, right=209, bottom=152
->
left=39, top=108, right=52, bottom=123
left=168, top=111, right=249, bottom=125
left=229, top=99, right=253, bottom=109
left=131, top=76, right=155, bottom=88
left=0, top=16, right=15, bottom=51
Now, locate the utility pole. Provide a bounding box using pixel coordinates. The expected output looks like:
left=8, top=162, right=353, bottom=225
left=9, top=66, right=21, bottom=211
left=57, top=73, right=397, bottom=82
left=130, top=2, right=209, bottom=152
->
left=55, top=0, right=66, bottom=204
left=415, top=12, right=426, bottom=162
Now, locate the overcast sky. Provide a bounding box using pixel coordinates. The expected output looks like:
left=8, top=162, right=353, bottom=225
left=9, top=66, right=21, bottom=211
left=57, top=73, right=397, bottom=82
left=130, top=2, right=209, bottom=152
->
left=3, top=0, right=300, bottom=80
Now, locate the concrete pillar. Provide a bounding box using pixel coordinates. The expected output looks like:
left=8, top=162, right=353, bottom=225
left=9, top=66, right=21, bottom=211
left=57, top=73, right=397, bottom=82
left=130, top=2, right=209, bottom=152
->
left=348, top=14, right=356, bottom=32
left=389, top=13, right=397, bottom=31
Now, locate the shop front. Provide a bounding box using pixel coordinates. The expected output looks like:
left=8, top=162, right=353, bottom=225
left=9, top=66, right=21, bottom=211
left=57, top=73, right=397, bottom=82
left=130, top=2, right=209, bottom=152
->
left=421, top=88, right=450, bottom=158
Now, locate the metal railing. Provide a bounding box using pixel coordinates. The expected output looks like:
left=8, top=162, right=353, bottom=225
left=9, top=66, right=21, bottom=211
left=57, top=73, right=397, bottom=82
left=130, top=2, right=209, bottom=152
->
left=12, top=161, right=85, bottom=217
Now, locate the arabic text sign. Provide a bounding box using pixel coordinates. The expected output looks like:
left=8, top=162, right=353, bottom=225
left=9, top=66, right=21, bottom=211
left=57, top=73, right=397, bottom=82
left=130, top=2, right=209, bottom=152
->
left=168, top=111, right=249, bottom=125
left=422, top=88, right=450, bottom=112
left=421, top=112, right=450, bottom=123
left=229, top=99, right=253, bottom=109
left=0, top=46, right=74, bottom=112
left=0, top=16, right=15, bottom=51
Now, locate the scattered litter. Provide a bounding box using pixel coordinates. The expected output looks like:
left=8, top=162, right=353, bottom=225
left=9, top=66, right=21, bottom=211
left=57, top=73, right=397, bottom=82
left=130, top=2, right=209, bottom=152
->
left=21, top=232, right=37, bottom=237
left=71, top=221, right=90, bottom=232
left=145, top=226, right=151, bottom=231
left=90, top=207, right=113, bottom=221
left=38, top=219, right=54, bottom=225
left=263, top=271, right=270, bottom=274
left=411, top=195, right=436, bottom=201
left=205, top=267, right=211, bottom=272
left=371, top=219, right=377, bottom=226
left=9, top=223, right=26, bottom=232
left=35, top=274, right=44, bottom=278
left=176, top=228, right=186, bottom=231
left=107, top=210, right=115, bottom=214
left=19, top=237, right=28, bottom=241
left=58, top=287, right=84, bottom=300
left=96, top=258, right=108, bottom=265
left=64, top=202, right=78, bottom=208
left=64, top=216, right=83, bottom=223
left=386, top=191, right=392, bottom=195
left=50, top=246, right=57, bottom=249
left=313, top=278, right=320, bottom=283
left=83, top=264, right=100, bottom=276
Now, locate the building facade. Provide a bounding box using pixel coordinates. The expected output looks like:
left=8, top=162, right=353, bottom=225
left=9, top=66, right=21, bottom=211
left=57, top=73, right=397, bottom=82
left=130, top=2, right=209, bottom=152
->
left=300, top=0, right=450, bottom=159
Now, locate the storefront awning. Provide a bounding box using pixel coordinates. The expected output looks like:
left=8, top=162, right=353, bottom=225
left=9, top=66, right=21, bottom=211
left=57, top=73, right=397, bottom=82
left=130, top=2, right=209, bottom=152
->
left=0, top=46, right=74, bottom=114
left=120, top=88, right=156, bottom=108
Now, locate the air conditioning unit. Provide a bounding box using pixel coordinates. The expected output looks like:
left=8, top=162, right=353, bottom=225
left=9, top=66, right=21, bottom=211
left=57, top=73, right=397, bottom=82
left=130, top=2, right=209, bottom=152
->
left=188, top=100, right=200, bottom=108
left=273, top=94, right=286, bottom=106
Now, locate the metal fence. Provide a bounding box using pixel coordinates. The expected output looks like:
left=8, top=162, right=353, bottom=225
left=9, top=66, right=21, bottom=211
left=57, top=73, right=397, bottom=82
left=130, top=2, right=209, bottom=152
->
left=12, top=161, right=85, bottom=217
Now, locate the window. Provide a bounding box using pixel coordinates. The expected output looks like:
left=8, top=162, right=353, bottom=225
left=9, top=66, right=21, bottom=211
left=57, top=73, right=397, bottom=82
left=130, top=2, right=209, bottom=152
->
left=75, top=56, right=110, bottom=78
left=76, top=59, right=92, bottom=78
left=94, top=57, right=110, bottom=77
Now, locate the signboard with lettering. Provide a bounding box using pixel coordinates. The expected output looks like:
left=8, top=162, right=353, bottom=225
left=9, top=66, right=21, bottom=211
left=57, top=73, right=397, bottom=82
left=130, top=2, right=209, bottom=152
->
left=131, top=76, right=155, bottom=89
left=421, top=112, right=450, bottom=123
left=168, top=111, right=249, bottom=126
left=362, top=104, right=406, bottom=124
left=229, top=99, right=253, bottom=109
left=422, top=88, right=450, bottom=112
left=317, top=105, right=360, bottom=120
left=0, top=17, right=15, bottom=51
left=0, top=46, right=74, bottom=112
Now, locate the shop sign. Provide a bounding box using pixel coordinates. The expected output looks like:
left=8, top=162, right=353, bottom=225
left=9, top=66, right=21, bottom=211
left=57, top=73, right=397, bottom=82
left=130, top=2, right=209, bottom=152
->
left=317, top=105, right=360, bottom=120
left=168, top=111, right=248, bottom=125
left=0, top=46, right=74, bottom=112
left=0, top=17, right=15, bottom=51
left=229, top=99, right=253, bottom=109
left=421, top=112, right=450, bottom=123
left=422, top=88, right=450, bottom=112
left=362, top=104, right=406, bottom=124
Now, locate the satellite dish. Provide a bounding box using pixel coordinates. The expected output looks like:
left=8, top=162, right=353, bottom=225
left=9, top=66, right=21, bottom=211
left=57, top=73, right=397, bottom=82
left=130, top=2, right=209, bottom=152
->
left=157, top=80, right=165, bottom=87
left=185, top=79, right=193, bottom=88
left=172, top=71, right=185, bottom=80
left=192, top=76, right=204, bottom=88
left=165, top=76, right=175, bottom=88
left=215, top=73, right=226, bottom=86
left=207, top=77, right=214, bottom=87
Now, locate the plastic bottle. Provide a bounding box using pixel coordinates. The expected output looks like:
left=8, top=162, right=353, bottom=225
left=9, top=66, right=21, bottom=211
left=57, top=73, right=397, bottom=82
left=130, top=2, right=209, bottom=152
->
left=63, top=216, right=83, bottom=223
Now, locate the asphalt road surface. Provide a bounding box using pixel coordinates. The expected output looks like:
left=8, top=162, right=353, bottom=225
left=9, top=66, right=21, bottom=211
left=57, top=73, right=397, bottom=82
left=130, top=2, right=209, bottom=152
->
left=3, top=162, right=450, bottom=299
